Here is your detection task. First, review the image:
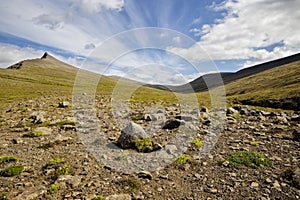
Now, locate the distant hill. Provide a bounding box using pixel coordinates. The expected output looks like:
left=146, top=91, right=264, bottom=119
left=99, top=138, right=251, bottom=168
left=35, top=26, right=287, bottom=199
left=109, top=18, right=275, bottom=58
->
left=151, top=53, right=300, bottom=93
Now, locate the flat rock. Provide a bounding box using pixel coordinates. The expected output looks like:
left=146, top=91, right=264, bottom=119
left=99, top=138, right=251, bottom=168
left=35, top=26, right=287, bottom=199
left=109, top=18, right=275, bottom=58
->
left=106, top=194, right=132, bottom=200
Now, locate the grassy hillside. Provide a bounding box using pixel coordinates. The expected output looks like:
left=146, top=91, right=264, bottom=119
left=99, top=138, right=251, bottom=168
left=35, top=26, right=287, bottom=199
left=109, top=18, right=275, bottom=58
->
left=225, top=60, right=300, bottom=110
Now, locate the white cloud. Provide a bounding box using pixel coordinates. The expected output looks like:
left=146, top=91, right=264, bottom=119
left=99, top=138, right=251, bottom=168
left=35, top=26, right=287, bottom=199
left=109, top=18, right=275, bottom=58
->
left=80, top=0, right=124, bottom=13
left=0, top=43, right=44, bottom=68
left=169, top=0, right=300, bottom=65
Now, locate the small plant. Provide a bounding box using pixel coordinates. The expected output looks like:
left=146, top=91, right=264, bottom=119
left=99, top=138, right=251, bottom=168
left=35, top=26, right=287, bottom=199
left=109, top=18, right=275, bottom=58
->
left=0, top=155, right=18, bottom=164
left=57, top=165, right=71, bottom=175
left=134, top=138, right=153, bottom=152
left=226, top=151, right=271, bottom=168
left=0, top=165, right=24, bottom=177
left=49, top=158, right=64, bottom=165
left=119, top=177, right=141, bottom=193
left=93, top=196, right=106, bottom=200
left=174, top=154, right=192, bottom=165
left=244, top=140, right=259, bottom=146
left=55, top=120, right=75, bottom=127
left=48, top=184, right=60, bottom=193
left=23, top=131, right=43, bottom=138
left=191, top=138, right=203, bottom=148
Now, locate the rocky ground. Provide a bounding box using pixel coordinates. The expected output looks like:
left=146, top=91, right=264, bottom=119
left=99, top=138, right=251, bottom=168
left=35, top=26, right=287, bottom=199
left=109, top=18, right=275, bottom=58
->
left=0, top=95, right=300, bottom=200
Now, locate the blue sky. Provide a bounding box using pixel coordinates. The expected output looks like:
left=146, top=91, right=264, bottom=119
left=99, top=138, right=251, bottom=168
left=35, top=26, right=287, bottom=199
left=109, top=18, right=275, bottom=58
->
left=0, top=0, right=299, bottom=84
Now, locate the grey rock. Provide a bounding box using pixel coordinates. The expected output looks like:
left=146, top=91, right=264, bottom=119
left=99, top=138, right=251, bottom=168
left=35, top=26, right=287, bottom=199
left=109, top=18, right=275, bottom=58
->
left=162, top=119, right=184, bottom=129
left=106, top=194, right=132, bottom=200
left=117, top=122, right=148, bottom=149
left=34, top=127, right=52, bottom=135
left=30, top=111, right=45, bottom=124
left=144, top=113, right=166, bottom=122
left=55, top=175, right=82, bottom=188
left=175, top=115, right=197, bottom=122
left=165, top=144, right=178, bottom=155
left=15, top=185, right=47, bottom=200
left=58, top=101, right=70, bottom=108
left=227, top=107, right=239, bottom=115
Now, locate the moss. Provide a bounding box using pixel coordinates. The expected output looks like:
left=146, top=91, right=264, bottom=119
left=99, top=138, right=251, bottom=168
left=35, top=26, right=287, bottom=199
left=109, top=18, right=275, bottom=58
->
left=191, top=138, right=203, bottom=148
left=132, top=115, right=144, bottom=121
left=48, top=184, right=60, bottom=193
left=134, top=138, right=153, bottom=152
left=0, top=165, right=24, bottom=177
left=226, top=151, right=271, bottom=168
left=174, top=154, right=192, bottom=165
left=119, top=177, right=141, bottom=193
left=23, top=131, right=43, bottom=138
left=0, top=155, right=18, bottom=164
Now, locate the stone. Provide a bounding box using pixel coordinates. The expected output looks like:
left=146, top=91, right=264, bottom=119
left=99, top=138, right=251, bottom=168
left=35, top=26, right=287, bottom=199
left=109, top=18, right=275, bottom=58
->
left=165, top=144, right=178, bottom=155
left=55, top=175, right=82, bottom=188
left=144, top=113, right=166, bottom=122
left=117, top=122, right=148, bottom=149
left=175, top=115, right=197, bottom=122
left=30, top=111, right=45, bottom=124
left=58, top=101, right=70, bottom=108
left=251, top=182, right=259, bottom=187
left=106, top=194, right=132, bottom=200
left=292, top=129, right=300, bottom=142
left=227, top=107, right=239, bottom=115
left=137, top=171, right=153, bottom=180
left=15, top=185, right=47, bottom=200
left=34, top=127, right=52, bottom=135
left=162, top=119, right=184, bottom=129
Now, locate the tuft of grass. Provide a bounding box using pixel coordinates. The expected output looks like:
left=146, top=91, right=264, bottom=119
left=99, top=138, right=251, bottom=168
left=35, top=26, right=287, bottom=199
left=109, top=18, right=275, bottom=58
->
left=226, top=151, right=271, bottom=168
left=132, top=115, right=144, bottom=121
left=119, top=177, right=141, bottom=193
left=0, top=165, right=24, bottom=177
left=48, top=184, right=60, bottom=193
left=23, top=131, right=43, bottom=138
left=134, top=138, right=153, bottom=152
left=57, top=165, right=71, bottom=175
left=191, top=138, right=203, bottom=148
left=174, top=154, right=192, bottom=165
left=54, top=120, right=75, bottom=127
left=0, top=155, right=18, bottom=164
left=93, top=196, right=106, bottom=200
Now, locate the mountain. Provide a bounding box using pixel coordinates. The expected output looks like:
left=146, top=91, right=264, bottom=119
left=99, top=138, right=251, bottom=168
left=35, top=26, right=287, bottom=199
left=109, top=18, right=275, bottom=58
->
left=155, top=53, right=300, bottom=93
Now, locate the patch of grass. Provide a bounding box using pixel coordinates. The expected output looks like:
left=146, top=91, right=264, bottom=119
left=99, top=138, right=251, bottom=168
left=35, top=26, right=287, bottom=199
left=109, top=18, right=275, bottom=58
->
left=134, top=138, right=153, bottom=152
left=0, top=155, right=18, bottom=164
left=93, top=196, right=106, bottom=200
left=174, top=154, right=192, bottom=165
left=49, top=158, right=64, bottom=165
left=226, top=151, right=271, bottom=168
left=23, top=131, right=43, bottom=138
left=119, top=177, right=141, bottom=193
left=48, top=184, right=60, bottom=193
left=57, top=165, right=72, bottom=175
left=0, top=165, right=24, bottom=177
left=191, top=138, right=203, bottom=148
left=54, top=120, right=75, bottom=127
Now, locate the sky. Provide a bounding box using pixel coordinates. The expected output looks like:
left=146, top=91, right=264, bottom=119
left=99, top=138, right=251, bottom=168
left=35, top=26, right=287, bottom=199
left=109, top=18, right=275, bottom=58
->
left=0, top=0, right=299, bottom=85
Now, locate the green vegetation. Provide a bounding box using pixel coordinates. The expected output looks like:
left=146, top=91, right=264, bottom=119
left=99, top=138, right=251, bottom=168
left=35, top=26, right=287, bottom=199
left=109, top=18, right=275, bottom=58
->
left=119, top=177, right=141, bottom=193
left=245, top=140, right=259, bottom=146
left=49, top=158, right=64, bottom=165
left=23, top=131, right=43, bottom=138
left=0, top=165, right=24, bottom=177
left=134, top=138, right=153, bottom=152
left=54, top=120, right=75, bottom=127
left=0, top=155, right=18, bottom=164
left=57, top=165, right=71, bottom=175
left=191, top=138, right=203, bottom=148
left=226, top=151, right=271, bottom=168
left=93, top=196, right=106, bottom=200
left=48, top=184, right=60, bottom=193
left=174, top=154, right=192, bottom=165
left=132, top=115, right=144, bottom=121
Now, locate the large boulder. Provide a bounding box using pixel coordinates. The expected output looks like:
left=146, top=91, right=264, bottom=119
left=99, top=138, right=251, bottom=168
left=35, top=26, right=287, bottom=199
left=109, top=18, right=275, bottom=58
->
left=162, top=119, right=184, bottom=129
left=117, top=122, right=148, bottom=149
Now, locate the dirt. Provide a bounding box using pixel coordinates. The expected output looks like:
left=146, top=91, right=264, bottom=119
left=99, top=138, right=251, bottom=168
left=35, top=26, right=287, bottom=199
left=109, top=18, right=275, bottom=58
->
left=0, top=95, right=299, bottom=200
